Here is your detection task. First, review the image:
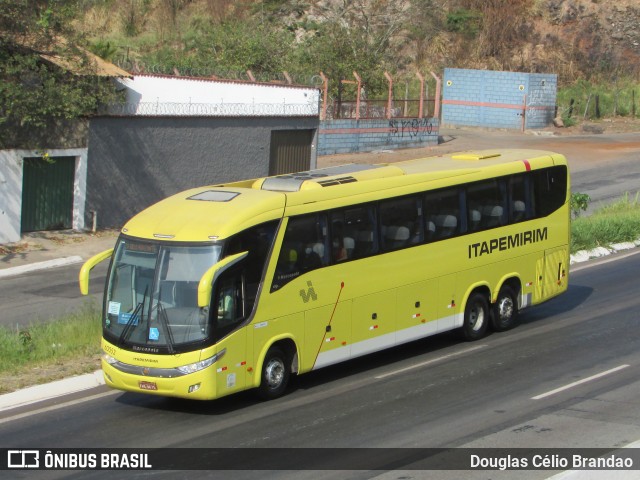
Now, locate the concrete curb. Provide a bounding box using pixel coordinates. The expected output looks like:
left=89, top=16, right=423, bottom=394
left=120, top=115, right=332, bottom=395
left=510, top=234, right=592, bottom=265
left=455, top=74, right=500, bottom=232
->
left=0, top=370, right=105, bottom=412
left=570, top=240, right=640, bottom=265
left=0, top=256, right=84, bottom=279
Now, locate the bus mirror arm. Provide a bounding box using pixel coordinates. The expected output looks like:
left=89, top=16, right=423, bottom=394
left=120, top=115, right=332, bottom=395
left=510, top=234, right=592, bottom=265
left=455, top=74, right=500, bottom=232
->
left=78, top=248, right=114, bottom=295
left=197, top=251, right=249, bottom=308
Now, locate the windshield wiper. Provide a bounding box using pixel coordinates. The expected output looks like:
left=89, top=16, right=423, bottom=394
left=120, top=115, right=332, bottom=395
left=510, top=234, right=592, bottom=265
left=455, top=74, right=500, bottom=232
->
left=119, top=286, right=147, bottom=346
left=157, top=302, right=175, bottom=354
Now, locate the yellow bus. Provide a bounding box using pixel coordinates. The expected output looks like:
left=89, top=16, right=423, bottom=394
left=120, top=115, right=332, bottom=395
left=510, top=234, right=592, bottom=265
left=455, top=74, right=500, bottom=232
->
left=79, top=149, right=569, bottom=400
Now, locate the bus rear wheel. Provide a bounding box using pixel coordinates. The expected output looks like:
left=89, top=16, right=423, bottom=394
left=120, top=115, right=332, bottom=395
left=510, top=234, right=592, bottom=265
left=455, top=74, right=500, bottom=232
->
left=257, top=346, right=290, bottom=400
left=462, top=292, right=489, bottom=341
left=491, top=285, right=518, bottom=331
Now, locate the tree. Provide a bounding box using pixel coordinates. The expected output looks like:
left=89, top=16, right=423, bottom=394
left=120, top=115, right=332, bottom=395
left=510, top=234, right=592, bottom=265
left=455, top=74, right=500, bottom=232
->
left=0, top=0, right=120, bottom=136
left=455, top=0, right=535, bottom=63
left=294, top=0, right=413, bottom=98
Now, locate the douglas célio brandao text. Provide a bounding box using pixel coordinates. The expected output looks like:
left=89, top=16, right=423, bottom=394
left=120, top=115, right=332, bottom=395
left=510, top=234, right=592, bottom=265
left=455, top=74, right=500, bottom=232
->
left=470, top=453, right=634, bottom=470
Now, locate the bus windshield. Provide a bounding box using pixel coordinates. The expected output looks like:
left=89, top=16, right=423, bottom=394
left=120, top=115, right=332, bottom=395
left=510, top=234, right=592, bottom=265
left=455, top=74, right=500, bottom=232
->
left=104, top=237, right=223, bottom=352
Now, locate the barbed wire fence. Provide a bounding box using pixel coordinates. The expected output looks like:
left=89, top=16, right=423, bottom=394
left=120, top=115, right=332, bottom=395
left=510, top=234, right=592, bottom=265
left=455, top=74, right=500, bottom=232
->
left=110, top=60, right=437, bottom=120
left=99, top=101, right=319, bottom=117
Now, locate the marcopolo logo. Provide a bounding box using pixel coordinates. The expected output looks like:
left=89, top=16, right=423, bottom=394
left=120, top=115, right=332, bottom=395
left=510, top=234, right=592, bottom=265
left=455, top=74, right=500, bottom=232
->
left=8, top=450, right=39, bottom=468
left=299, top=281, right=318, bottom=303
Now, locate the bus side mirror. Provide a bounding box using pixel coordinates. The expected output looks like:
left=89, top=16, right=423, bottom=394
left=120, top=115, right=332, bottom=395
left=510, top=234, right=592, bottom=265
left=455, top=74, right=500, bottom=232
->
left=79, top=248, right=114, bottom=295
left=197, top=251, right=248, bottom=308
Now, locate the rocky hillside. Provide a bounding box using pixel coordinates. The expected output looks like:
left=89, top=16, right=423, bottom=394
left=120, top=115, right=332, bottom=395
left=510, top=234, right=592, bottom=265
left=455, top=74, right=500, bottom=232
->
left=76, top=0, right=640, bottom=85
left=541, top=0, right=640, bottom=77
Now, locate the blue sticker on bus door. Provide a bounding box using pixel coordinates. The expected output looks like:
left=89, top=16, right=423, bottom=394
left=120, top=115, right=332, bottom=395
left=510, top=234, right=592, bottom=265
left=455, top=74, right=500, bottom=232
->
left=149, top=328, right=160, bottom=341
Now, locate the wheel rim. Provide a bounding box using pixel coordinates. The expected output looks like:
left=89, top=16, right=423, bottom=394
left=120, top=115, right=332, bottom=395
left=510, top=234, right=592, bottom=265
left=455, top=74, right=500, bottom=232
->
left=497, top=296, right=514, bottom=321
left=264, top=358, right=285, bottom=389
left=469, top=301, right=485, bottom=331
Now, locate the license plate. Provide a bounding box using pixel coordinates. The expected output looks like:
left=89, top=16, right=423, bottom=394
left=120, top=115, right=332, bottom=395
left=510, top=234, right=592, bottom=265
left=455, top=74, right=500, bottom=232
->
left=138, top=381, right=158, bottom=391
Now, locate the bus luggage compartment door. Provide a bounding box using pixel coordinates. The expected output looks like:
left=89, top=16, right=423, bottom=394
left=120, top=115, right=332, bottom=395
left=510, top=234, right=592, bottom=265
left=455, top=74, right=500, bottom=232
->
left=542, top=247, right=568, bottom=300
left=351, top=289, right=396, bottom=358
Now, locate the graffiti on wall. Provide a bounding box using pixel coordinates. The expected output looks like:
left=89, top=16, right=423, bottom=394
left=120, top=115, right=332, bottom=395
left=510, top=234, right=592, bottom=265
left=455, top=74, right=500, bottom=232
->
left=526, top=82, right=555, bottom=123
left=388, top=118, right=434, bottom=138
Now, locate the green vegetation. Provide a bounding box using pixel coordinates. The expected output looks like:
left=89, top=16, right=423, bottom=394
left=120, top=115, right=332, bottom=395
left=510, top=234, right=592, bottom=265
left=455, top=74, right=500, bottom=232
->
left=145, top=18, right=297, bottom=78
left=0, top=302, right=101, bottom=392
left=0, top=0, right=121, bottom=142
left=570, top=192, right=591, bottom=218
left=445, top=8, right=481, bottom=37
left=557, top=79, right=640, bottom=122
left=571, top=192, right=640, bottom=253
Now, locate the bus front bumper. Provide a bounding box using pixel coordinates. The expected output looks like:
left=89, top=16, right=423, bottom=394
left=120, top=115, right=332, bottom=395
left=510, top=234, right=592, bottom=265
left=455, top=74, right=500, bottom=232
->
left=101, top=358, right=218, bottom=400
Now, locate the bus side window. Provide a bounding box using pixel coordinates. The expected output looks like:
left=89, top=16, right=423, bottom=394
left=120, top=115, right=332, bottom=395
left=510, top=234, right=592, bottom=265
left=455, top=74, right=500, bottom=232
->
left=425, top=188, right=460, bottom=240
left=272, top=214, right=328, bottom=291
left=214, top=272, right=245, bottom=341
left=467, top=179, right=506, bottom=230
left=225, top=220, right=278, bottom=313
left=380, top=195, right=424, bottom=251
left=509, top=174, right=530, bottom=223
left=533, top=166, right=567, bottom=217
left=331, top=205, right=378, bottom=260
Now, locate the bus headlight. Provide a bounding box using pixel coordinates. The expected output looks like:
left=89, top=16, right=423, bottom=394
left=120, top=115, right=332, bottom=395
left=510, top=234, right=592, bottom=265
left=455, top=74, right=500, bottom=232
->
left=102, top=352, right=118, bottom=365
left=176, top=349, right=226, bottom=375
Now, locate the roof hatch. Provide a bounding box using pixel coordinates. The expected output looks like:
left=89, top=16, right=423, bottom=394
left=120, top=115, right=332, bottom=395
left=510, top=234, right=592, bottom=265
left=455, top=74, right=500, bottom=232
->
left=187, top=190, right=240, bottom=202
left=256, top=164, right=387, bottom=192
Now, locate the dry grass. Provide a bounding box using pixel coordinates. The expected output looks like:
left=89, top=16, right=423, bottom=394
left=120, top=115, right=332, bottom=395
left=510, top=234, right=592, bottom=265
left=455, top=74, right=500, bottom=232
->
left=0, top=243, right=31, bottom=255
left=0, top=354, right=101, bottom=395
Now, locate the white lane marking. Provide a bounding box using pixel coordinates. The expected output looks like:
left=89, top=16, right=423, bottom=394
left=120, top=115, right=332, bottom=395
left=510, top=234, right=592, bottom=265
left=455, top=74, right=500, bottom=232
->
left=374, top=344, right=488, bottom=380
left=0, top=390, right=119, bottom=425
left=531, top=364, right=630, bottom=400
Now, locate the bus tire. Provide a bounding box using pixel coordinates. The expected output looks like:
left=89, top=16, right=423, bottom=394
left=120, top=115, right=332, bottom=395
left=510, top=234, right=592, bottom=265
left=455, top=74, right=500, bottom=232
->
left=491, top=285, right=518, bottom=332
left=462, top=292, right=489, bottom=341
left=257, top=346, right=290, bottom=400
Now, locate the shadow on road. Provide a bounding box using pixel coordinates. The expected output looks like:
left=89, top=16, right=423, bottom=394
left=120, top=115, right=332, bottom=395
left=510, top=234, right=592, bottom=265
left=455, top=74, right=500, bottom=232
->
left=519, top=283, right=594, bottom=326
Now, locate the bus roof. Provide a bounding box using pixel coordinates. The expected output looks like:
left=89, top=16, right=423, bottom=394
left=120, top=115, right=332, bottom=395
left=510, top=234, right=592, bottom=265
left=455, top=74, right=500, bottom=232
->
left=121, top=185, right=286, bottom=242
left=122, top=149, right=566, bottom=242
left=249, top=149, right=563, bottom=192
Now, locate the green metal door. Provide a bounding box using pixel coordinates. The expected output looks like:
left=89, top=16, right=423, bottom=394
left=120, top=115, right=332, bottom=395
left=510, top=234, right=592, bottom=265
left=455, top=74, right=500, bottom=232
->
left=21, top=156, right=75, bottom=232
left=269, top=129, right=314, bottom=175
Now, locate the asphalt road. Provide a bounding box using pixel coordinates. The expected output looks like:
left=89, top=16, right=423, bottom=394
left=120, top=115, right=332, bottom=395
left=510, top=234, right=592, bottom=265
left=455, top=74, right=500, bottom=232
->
left=0, top=262, right=108, bottom=329
left=2, top=249, right=640, bottom=479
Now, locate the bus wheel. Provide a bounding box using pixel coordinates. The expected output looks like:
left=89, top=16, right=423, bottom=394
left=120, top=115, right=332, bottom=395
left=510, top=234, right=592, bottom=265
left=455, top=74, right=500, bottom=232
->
left=491, top=285, right=518, bottom=332
left=462, top=292, right=489, bottom=340
left=257, top=347, right=290, bottom=400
